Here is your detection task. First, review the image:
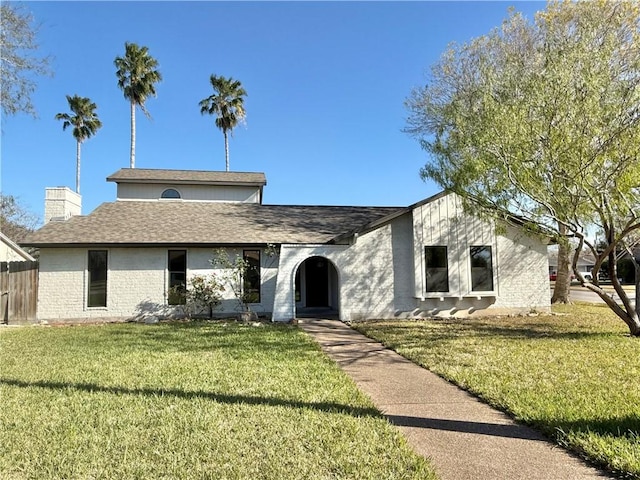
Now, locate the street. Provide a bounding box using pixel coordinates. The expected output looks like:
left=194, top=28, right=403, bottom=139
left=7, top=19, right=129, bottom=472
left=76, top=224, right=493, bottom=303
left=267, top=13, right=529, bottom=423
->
left=551, top=284, right=637, bottom=308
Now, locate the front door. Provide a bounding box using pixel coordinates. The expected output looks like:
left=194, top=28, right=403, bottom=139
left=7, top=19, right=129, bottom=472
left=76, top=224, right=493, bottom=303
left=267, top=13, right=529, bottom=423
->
left=305, top=257, right=329, bottom=307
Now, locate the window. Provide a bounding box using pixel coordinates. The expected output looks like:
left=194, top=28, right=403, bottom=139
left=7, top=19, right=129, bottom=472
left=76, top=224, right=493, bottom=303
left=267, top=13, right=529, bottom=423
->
left=87, top=250, right=107, bottom=307
left=470, top=246, right=494, bottom=291
left=168, top=250, right=187, bottom=305
left=243, top=250, right=261, bottom=303
left=425, top=246, right=449, bottom=293
left=161, top=188, right=181, bottom=199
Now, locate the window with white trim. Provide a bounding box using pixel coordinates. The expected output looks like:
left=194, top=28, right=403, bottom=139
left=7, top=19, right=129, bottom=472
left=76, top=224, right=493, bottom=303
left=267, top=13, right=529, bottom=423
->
left=425, top=246, right=449, bottom=293
left=470, top=246, right=494, bottom=291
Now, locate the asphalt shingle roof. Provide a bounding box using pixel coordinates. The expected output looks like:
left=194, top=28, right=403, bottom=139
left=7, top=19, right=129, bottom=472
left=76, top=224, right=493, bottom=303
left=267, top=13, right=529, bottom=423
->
left=23, top=201, right=403, bottom=247
left=106, top=168, right=266, bottom=186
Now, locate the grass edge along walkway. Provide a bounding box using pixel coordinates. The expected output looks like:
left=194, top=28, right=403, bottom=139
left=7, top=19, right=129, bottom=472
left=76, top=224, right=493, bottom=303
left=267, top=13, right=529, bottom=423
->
left=352, top=304, right=640, bottom=480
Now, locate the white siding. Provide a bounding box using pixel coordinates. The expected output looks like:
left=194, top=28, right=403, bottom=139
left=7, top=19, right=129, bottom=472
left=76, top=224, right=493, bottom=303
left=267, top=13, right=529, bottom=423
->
left=411, top=194, right=550, bottom=317
left=116, top=183, right=261, bottom=203
left=0, top=237, right=35, bottom=262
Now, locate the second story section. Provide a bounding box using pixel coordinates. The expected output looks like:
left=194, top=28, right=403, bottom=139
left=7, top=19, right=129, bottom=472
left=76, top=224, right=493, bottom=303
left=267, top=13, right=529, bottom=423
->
left=107, top=168, right=267, bottom=204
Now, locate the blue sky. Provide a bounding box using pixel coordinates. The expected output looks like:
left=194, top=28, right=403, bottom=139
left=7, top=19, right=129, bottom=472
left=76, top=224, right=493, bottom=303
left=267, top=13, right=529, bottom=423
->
left=2, top=1, right=543, bottom=224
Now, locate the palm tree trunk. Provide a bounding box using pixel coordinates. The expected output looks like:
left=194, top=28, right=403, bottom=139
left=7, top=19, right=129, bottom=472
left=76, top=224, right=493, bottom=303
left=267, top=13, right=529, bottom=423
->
left=76, top=140, right=81, bottom=194
left=130, top=101, right=136, bottom=168
left=224, top=131, right=229, bottom=172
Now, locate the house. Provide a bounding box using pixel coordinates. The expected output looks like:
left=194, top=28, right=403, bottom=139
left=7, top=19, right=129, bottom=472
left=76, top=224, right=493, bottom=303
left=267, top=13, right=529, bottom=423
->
left=548, top=248, right=596, bottom=281
left=21, top=168, right=551, bottom=323
left=1, top=232, right=36, bottom=262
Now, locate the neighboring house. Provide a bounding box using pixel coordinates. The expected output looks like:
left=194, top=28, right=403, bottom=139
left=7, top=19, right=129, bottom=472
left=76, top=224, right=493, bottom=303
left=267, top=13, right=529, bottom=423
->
left=22, top=168, right=551, bottom=323
left=0, top=232, right=36, bottom=262
left=548, top=249, right=596, bottom=280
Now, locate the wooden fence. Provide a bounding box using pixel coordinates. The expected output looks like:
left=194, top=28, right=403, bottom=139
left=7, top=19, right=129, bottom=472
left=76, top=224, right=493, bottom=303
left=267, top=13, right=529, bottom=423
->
left=1, top=260, right=38, bottom=324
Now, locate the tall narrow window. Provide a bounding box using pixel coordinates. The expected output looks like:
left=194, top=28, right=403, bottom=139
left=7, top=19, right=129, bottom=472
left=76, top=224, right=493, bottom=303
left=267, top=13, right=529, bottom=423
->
left=243, top=250, right=261, bottom=303
left=425, top=246, right=449, bottom=293
left=87, top=250, right=108, bottom=307
left=470, top=246, right=494, bottom=291
left=168, top=250, right=187, bottom=305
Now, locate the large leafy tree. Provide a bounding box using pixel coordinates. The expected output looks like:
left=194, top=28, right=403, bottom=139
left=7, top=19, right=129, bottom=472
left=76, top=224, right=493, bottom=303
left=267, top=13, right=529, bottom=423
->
left=55, top=95, right=102, bottom=194
left=0, top=3, right=52, bottom=117
left=199, top=75, right=247, bottom=171
left=114, top=42, right=161, bottom=168
left=406, top=0, right=640, bottom=335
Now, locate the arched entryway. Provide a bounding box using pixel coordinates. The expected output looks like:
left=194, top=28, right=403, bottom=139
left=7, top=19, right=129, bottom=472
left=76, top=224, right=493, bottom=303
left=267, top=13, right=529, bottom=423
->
left=294, top=256, right=339, bottom=318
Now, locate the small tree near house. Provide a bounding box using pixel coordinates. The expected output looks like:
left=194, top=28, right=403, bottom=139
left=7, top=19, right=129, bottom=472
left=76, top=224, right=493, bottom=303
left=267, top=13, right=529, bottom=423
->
left=210, top=245, right=278, bottom=322
left=169, top=274, right=224, bottom=319
left=210, top=248, right=258, bottom=321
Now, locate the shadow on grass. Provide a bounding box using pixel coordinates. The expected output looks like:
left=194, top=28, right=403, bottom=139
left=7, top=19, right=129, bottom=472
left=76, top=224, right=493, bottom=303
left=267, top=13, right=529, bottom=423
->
left=0, top=377, right=381, bottom=419
left=552, top=416, right=640, bottom=440
left=2, top=377, right=565, bottom=443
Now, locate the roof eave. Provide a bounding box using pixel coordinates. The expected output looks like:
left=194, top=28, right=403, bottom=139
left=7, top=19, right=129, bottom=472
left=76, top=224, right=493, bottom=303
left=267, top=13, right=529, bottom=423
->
left=106, top=178, right=266, bottom=187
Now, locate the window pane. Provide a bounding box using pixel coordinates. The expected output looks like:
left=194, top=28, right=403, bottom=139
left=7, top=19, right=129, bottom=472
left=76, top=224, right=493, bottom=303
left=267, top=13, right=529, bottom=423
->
left=243, top=250, right=261, bottom=303
left=168, top=250, right=187, bottom=305
left=88, top=250, right=107, bottom=307
left=471, top=246, right=494, bottom=291
left=161, top=188, right=181, bottom=199
left=425, top=246, right=449, bottom=292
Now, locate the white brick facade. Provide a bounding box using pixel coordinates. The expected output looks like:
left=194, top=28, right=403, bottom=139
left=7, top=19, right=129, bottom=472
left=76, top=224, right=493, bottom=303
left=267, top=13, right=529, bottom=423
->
left=35, top=193, right=550, bottom=323
left=37, top=247, right=280, bottom=321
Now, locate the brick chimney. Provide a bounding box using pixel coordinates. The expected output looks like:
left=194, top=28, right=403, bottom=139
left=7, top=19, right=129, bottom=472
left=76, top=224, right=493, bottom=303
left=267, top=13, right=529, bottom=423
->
left=44, top=187, right=81, bottom=223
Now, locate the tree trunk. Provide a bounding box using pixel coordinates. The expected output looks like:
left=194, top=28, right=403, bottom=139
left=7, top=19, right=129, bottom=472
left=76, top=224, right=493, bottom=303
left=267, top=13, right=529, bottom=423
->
left=633, top=257, right=640, bottom=336
left=130, top=101, right=136, bottom=168
left=224, top=131, right=229, bottom=172
left=629, top=314, right=640, bottom=337
left=551, top=224, right=572, bottom=304
left=76, top=140, right=81, bottom=194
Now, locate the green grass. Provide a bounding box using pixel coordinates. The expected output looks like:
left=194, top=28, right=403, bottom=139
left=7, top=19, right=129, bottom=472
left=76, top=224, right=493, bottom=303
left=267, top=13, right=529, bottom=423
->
left=353, top=304, right=640, bottom=479
left=0, top=321, right=436, bottom=480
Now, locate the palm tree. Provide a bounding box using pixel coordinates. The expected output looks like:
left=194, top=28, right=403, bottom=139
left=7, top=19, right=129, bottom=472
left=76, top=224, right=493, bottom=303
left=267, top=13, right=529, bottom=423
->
left=55, top=95, right=102, bottom=194
left=114, top=42, right=162, bottom=168
left=199, top=75, right=246, bottom=171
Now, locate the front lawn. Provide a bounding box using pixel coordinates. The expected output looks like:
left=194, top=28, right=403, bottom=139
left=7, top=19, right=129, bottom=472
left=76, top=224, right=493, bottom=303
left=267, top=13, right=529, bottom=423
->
left=0, top=321, right=436, bottom=479
left=353, top=304, right=640, bottom=479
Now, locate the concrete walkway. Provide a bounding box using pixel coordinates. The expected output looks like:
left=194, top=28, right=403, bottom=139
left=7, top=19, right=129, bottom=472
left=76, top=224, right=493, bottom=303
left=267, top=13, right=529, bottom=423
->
left=299, top=319, right=612, bottom=480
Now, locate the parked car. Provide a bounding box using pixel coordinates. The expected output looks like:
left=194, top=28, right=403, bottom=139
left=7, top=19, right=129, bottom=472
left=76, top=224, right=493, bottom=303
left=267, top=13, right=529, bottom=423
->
left=549, top=271, right=577, bottom=282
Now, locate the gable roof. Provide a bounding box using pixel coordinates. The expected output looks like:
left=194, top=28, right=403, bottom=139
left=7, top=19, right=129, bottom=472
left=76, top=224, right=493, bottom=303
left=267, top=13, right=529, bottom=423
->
left=21, top=201, right=402, bottom=247
left=331, top=191, right=449, bottom=243
left=1, top=232, right=36, bottom=261
left=107, top=168, right=267, bottom=187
